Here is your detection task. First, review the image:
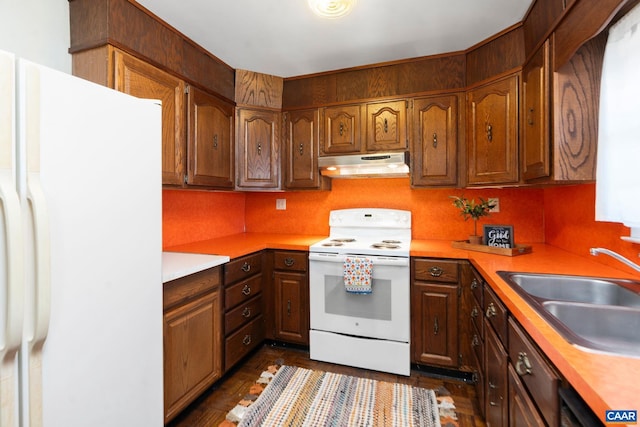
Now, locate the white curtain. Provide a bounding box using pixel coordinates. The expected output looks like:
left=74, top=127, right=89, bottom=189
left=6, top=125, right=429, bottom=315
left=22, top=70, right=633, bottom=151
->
left=596, top=2, right=640, bottom=242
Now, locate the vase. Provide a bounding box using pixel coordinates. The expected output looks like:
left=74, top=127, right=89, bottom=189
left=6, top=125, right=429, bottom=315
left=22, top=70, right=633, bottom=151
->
left=469, top=235, right=483, bottom=245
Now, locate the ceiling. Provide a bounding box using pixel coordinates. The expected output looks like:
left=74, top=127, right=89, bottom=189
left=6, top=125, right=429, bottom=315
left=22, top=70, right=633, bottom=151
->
left=136, top=0, right=534, bottom=78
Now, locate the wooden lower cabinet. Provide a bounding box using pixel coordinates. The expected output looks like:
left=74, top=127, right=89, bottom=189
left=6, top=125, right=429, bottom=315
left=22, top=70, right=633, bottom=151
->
left=271, top=250, right=309, bottom=345
left=485, top=321, right=508, bottom=427
left=508, top=364, right=546, bottom=427
left=163, top=267, right=223, bottom=424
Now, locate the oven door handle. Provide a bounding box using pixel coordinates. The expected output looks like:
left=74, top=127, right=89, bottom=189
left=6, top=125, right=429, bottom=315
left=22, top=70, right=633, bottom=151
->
left=308, top=252, right=409, bottom=267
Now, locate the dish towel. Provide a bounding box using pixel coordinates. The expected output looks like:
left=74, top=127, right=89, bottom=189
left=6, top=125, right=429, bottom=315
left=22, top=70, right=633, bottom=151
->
left=596, top=1, right=640, bottom=242
left=343, top=256, right=373, bottom=294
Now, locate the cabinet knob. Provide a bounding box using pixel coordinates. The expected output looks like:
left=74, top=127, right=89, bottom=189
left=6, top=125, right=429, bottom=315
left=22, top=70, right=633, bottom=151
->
left=257, top=142, right=262, bottom=155
left=527, top=107, right=535, bottom=126
left=472, top=334, right=480, bottom=347
left=383, top=118, right=388, bottom=133
left=287, top=300, right=291, bottom=316
left=213, top=134, right=218, bottom=149
left=485, top=302, right=497, bottom=318
left=428, top=266, right=444, bottom=277
left=242, top=335, right=252, bottom=346
left=339, top=122, right=345, bottom=136
left=242, top=284, right=251, bottom=296
left=516, top=351, right=533, bottom=376
left=470, top=278, right=479, bottom=289
left=432, top=132, right=438, bottom=148
left=486, top=123, right=493, bottom=142
left=433, top=316, right=439, bottom=335
left=284, top=257, right=295, bottom=267
left=242, top=307, right=252, bottom=318
left=241, top=262, right=252, bottom=273
left=298, top=143, right=304, bottom=155
left=471, top=307, right=479, bottom=318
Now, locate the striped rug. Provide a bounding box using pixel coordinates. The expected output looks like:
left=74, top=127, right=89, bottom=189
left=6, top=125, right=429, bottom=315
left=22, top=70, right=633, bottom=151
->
left=224, top=365, right=458, bottom=427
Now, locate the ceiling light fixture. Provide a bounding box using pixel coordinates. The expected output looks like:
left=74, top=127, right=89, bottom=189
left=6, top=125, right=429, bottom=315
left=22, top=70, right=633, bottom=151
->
left=308, top=0, right=357, bottom=19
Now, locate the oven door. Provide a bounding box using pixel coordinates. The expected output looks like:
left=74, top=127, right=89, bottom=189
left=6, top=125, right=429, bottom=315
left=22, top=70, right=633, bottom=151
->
left=309, top=252, right=410, bottom=342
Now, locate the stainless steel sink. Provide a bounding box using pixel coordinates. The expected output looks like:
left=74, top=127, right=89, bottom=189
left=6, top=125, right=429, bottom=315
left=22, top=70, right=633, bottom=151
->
left=498, top=271, right=640, bottom=357
left=504, top=272, right=640, bottom=308
left=542, top=301, right=640, bottom=358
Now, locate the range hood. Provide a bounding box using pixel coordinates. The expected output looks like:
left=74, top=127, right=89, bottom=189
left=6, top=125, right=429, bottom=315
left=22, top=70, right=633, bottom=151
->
left=318, top=152, right=410, bottom=178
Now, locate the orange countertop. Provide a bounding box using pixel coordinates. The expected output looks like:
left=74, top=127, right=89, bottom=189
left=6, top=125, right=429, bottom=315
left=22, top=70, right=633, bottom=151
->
left=167, top=233, right=640, bottom=423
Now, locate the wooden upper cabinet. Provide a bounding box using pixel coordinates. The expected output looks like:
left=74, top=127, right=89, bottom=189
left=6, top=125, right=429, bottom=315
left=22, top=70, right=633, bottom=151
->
left=284, top=109, right=323, bottom=189
left=321, top=104, right=363, bottom=155
left=411, top=95, right=459, bottom=187
left=236, top=108, right=280, bottom=189
left=113, top=50, right=186, bottom=186
left=366, top=100, right=408, bottom=151
left=467, top=74, right=519, bottom=185
left=187, top=86, right=234, bottom=188
left=521, top=40, right=551, bottom=181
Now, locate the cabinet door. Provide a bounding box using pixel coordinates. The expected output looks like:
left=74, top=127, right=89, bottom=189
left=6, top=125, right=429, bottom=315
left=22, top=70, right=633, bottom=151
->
left=236, top=108, right=280, bottom=189
left=321, top=104, right=362, bottom=154
left=163, top=290, right=222, bottom=423
left=113, top=50, right=185, bottom=186
left=412, top=282, right=459, bottom=367
left=366, top=100, right=407, bottom=151
left=522, top=40, right=550, bottom=181
left=467, top=74, right=519, bottom=185
left=186, top=86, right=234, bottom=188
left=273, top=271, right=309, bottom=345
left=284, top=109, right=321, bottom=189
left=508, top=364, right=546, bottom=427
left=485, top=321, right=508, bottom=427
left=411, top=95, right=459, bottom=186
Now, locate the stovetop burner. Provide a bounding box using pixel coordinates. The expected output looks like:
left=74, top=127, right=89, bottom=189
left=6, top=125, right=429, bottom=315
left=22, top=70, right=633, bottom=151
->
left=371, top=242, right=401, bottom=249
left=322, top=242, right=344, bottom=247
left=330, top=238, right=356, bottom=243
left=382, top=239, right=401, bottom=244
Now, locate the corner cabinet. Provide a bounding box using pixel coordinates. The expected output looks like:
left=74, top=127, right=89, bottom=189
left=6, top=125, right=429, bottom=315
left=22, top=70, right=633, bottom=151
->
left=411, top=258, right=460, bottom=367
left=410, top=95, right=459, bottom=187
left=236, top=108, right=281, bottom=190
left=163, top=267, right=223, bottom=424
left=283, top=109, right=327, bottom=190
left=112, top=49, right=186, bottom=186
left=467, top=74, right=519, bottom=186
left=187, top=86, right=235, bottom=188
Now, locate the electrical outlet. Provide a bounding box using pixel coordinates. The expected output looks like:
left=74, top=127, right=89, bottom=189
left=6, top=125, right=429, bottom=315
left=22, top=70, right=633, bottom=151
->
left=276, top=198, right=286, bottom=210
left=488, top=198, right=500, bottom=213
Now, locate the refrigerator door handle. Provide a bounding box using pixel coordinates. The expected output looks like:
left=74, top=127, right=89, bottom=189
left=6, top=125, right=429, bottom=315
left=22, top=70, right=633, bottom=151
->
left=0, top=173, right=24, bottom=352
left=26, top=174, right=51, bottom=344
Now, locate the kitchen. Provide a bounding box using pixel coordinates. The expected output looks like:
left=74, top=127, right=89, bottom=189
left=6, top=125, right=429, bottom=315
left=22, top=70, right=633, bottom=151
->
left=2, top=0, right=640, bottom=426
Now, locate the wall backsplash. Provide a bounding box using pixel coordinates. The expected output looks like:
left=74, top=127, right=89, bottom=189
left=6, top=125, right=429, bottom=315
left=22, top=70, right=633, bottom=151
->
left=163, top=181, right=639, bottom=277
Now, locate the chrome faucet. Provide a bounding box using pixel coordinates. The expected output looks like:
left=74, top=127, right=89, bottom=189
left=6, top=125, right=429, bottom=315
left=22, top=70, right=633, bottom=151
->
left=590, top=247, right=640, bottom=273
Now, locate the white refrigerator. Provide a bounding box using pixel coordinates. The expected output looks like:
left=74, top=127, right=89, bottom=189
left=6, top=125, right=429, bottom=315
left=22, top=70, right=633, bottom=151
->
left=0, top=50, right=163, bottom=426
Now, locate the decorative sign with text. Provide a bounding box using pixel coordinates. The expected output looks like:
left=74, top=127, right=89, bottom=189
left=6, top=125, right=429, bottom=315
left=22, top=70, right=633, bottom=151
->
left=483, top=225, right=514, bottom=248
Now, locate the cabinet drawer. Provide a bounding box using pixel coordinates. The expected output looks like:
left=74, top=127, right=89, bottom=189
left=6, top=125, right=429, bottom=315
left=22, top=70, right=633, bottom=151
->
left=484, top=285, right=508, bottom=346
left=225, top=274, right=262, bottom=310
left=225, top=315, right=265, bottom=370
left=508, top=317, right=560, bottom=427
left=225, top=295, right=263, bottom=334
left=414, top=259, right=459, bottom=283
left=163, top=267, right=222, bottom=310
left=225, top=253, right=263, bottom=284
left=470, top=268, right=483, bottom=306
left=273, top=251, right=307, bottom=272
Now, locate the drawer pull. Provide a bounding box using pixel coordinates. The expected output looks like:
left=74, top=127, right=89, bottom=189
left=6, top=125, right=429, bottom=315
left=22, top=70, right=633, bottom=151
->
left=241, top=262, right=252, bottom=273
left=242, top=335, right=252, bottom=346
left=470, top=278, right=479, bottom=289
left=516, top=351, right=533, bottom=376
left=242, top=307, right=251, bottom=318
left=284, top=257, right=295, bottom=267
left=242, top=284, right=252, bottom=296
left=428, top=266, right=444, bottom=277
left=471, top=307, right=479, bottom=318
left=472, top=335, right=480, bottom=347
left=486, top=302, right=497, bottom=318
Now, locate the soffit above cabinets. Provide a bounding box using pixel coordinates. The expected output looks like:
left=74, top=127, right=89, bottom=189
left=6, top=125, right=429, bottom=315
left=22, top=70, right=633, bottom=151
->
left=135, top=0, right=533, bottom=78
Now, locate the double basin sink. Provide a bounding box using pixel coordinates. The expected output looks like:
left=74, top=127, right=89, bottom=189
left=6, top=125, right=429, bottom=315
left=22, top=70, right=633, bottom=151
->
left=498, top=271, right=640, bottom=358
